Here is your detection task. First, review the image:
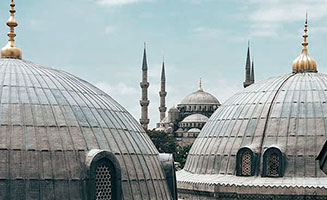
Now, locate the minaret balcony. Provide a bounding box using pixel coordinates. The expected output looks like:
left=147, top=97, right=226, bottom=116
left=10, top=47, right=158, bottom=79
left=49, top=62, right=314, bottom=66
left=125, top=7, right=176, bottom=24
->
left=139, top=119, right=150, bottom=124
left=140, top=82, right=149, bottom=88
left=159, top=107, right=167, bottom=112
left=140, top=100, right=150, bottom=106
left=159, top=91, right=167, bottom=96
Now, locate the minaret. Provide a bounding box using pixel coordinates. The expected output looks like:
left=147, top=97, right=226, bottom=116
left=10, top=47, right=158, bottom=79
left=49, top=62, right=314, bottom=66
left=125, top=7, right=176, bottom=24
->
left=243, top=41, right=253, bottom=88
left=250, top=58, right=255, bottom=83
left=159, top=58, right=167, bottom=122
left=140, top=43, right=150, bottom=130
left=1, top=0, right=22, bottom=59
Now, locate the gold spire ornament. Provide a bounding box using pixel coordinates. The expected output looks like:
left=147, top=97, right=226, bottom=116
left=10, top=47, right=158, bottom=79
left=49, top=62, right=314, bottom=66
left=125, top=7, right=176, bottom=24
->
left=198, top=78, right=203, bottom=92
left=1, top=0, right=22, bottom=59
left=292, top=13, right=317, bottom=73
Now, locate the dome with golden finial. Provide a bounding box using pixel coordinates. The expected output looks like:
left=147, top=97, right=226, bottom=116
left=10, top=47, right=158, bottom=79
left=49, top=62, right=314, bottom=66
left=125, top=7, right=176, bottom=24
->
left=0, top=1, right=176, bottom=199
left=177, top=14, right=327, bottom=199
left=1, top=0, right=22, bottom=59
left=179, top=78, right=220, bottom=106
left=292, top=13, right=317, bottom=73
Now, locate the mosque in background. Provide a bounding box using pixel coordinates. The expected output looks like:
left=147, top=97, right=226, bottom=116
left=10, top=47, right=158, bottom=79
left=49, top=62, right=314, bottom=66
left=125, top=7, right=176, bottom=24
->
left=0, top=1, right=177, bottom=199
left=177, top=16, right=327, bottom=199
left=139, top=43, right=255, bottom=147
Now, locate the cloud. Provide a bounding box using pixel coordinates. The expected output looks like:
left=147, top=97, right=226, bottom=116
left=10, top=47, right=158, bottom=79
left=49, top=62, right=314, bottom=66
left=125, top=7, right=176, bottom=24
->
left=96, top=0, right=154, bottom=7
left=311, top=26, right=327, bottom=34
left=187, top=0, right=215, bottom=4
left=95, top=82, right=138, bottom=96
left=192, top=27, right=225, bottom=38
left=248, top=0, right=327, bottom=23
left=244, top=0, right=327, bottom=38
left=104, top=26, right=116, bottom=34
left=28, top=19, right=45, bottom=31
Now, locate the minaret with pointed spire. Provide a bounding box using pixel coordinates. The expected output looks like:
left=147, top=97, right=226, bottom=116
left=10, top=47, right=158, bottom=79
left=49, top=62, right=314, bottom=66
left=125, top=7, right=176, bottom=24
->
left=250, top=58, right=255, bottom=83
left=243, top=41, right=254, bottom=88
left=159, top=58, right=167, bottom=122
left=1, top=0, right=22, bottom=59
left=140, top=43, right=150, bottom=130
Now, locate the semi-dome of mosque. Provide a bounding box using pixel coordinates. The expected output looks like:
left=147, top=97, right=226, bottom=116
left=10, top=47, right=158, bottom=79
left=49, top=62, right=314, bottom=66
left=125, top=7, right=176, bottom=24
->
left=187, top=128, right=201, bottom=134
left=181, top=114, right=208, bottom=123
left=0, top=1, right=176, bottom=199
left=177, top=16, right=327, bottom=199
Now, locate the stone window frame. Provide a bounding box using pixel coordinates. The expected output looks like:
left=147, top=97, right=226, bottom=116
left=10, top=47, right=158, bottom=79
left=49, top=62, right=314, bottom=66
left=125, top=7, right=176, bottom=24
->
left=86, top=149, right=122, bottom=200
left=262, top=147, right=284, bottom=177
left=236, top=147, right=257, bottom=176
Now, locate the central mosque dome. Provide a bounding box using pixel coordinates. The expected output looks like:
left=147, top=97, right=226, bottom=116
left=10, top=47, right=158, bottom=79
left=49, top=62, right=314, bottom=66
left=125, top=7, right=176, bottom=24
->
left=180, top=89, right=220, bottom=105
left=177, top=16, right=327, bottom=198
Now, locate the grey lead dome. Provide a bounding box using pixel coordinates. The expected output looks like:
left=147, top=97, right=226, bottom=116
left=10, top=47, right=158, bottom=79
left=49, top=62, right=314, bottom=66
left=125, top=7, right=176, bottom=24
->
left=180, top=90, right=220, bottom=105
left=179, top=72, right=327, bottom=191
left=0, top=59, right=172, bottom=199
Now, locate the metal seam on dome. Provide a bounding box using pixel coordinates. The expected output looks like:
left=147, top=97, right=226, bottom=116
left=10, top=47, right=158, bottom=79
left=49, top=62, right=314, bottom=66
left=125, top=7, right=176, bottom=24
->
left=257, top=73, right=295, bottom=175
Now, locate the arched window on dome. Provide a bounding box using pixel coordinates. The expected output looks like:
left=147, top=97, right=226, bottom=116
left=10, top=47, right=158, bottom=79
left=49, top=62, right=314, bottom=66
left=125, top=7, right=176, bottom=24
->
left=263, top=147, right=284, bottom=177
left=236, top=147, right=256, bottom=176
left=86, top=150, right=122, bottom=200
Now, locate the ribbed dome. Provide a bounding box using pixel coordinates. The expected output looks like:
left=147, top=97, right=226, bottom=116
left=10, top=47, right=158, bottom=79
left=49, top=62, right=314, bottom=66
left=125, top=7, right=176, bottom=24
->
left=180, top=90, right=220, bottom=105
left=182, top=114, right=208, bottom=123
left=0, top=59, right=172, bottom=199
left=179, top=72, right=327, bottom=189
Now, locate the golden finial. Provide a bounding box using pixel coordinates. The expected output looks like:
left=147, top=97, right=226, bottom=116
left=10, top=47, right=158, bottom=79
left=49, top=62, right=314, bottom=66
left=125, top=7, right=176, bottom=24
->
left=1, top=0, right=22, bottom=59
left=292, top=12, right=317, bottom=73
left=198, top=78, right=203, bottom=92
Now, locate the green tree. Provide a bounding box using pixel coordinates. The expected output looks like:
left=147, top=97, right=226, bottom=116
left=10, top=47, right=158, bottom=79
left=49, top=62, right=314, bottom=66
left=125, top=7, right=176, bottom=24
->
left=146, top=129, right=192, bottom=169
left=175, top=145, right=192, bottom=168
left=146, top=129, right=176, bottom=153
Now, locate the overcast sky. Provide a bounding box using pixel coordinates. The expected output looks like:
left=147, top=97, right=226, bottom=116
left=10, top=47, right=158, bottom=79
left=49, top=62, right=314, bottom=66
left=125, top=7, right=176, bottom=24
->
left=1, top=0, right=327, bottom=128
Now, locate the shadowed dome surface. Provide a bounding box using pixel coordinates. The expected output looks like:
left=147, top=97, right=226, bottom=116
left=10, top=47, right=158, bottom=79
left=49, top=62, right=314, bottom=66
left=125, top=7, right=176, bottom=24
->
left=180, top=90, right=220, bottom=105
left=0, top=59, right=172, bottom=199
left=178, top=72, right=327, bottom=191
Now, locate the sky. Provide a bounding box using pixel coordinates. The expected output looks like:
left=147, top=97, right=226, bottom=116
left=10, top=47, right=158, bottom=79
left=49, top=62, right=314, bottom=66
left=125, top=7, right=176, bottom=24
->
left=0, top=0, right=327, bottom=128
